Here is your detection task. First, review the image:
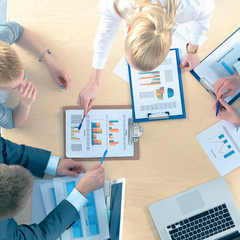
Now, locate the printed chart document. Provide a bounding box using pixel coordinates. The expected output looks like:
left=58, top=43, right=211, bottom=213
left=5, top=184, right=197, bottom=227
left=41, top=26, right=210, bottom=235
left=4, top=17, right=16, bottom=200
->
left=53, top=176, right=109, bottom=240
left=65, top=109, right=134, bottom=158
left=128, top=49, right=185, bottom=122
left=196, top=120, right=240, bottom=176
left=192, top=28, right=240, bottom=104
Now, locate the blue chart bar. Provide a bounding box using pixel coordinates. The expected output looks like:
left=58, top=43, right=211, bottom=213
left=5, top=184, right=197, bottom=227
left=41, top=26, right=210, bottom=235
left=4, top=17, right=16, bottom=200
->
left=86, top=192, right=100, bottom=235
left=224, top=150, right=235, bottom=159
left=223, top=139, right=228, bottom=144
left=139, top=71, right=159, bottom=75
left=109, top=120, right=119, bottom=123
left=51, top=188, right=57, bottom=206
left=218, top=134, right=224, bottom=139
left=66, top=181, right=83, bottom=238
left=221, top=61, right=234, bottom=75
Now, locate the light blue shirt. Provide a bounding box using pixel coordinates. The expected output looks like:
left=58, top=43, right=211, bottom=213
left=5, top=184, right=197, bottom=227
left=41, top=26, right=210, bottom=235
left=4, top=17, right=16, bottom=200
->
left=0, top=22, right=24, bottom=129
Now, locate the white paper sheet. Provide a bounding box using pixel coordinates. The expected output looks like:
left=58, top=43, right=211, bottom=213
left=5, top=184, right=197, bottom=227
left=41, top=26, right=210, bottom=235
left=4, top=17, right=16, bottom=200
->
left=196, top=120, right=240, bottom=176
left=130, top=50, right=184, bottom=119
left=65, top=109, right=134, bottom=158
left=31, top=179, right=51, bottom=224
left=40, top=182, right=57, bottom=214
left=193, top=29, right=240, bottom=103
left=53, top=175, right=110, bottom=240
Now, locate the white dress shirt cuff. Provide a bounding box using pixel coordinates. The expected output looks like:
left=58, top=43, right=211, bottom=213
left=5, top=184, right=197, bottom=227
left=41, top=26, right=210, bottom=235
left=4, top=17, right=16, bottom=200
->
left=233, top=61, right=240, bottom=75
left=44, top=155, right=60, bottom=176
left=66, top=188, right=88, bottom=212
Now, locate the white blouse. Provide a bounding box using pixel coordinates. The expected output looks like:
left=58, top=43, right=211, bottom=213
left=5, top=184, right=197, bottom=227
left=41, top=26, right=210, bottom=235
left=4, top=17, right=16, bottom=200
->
left=92, top=0, right=215, bottom=69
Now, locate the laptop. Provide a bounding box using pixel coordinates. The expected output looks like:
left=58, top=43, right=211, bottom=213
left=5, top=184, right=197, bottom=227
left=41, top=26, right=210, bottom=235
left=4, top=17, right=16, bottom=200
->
left=104, top=178, right=125, bottom=240
left=149, top=177, right=240, bottom=240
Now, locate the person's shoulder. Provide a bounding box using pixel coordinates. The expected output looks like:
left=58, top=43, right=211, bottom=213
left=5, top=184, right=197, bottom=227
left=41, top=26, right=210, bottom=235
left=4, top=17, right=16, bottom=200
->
left=98, top=0, right=128, bottom=18
left=0, top=218, right=18, bottom=240
left=177, top=0, right=214, bottom=14
left=0, top=21, right=23, bottom=45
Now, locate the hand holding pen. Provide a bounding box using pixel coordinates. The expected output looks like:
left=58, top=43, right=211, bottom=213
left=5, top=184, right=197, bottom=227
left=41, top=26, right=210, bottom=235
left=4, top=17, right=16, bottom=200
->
left=214, top=99, right=240, bottom=125
left=214, top=72, right=240, bottom=100
left=214, top=68, right=239, bottom=116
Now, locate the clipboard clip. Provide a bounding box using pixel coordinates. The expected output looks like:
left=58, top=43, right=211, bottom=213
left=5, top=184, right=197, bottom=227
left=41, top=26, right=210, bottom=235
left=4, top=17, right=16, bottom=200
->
left=147, top=111, right=170, bottom=120
left=199, top=77, right=217, bottom=100
left=128, top=119, right=143, bottom=144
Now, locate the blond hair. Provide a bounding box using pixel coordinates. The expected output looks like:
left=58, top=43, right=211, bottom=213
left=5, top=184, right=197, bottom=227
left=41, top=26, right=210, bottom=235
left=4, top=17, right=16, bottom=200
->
left=0, top=164, right=33, bottom=219
left=114, top=0, right=177, bottom=71
left=0, top=41, right=23, bottom=87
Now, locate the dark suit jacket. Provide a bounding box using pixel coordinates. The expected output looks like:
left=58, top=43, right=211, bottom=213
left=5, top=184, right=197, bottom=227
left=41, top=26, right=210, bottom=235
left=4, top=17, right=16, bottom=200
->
left=0, top=137, right=79, bottom=240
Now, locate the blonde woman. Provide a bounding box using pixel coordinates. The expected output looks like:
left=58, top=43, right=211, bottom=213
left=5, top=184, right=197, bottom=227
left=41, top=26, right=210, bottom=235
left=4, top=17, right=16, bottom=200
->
left=78, top=0, right=214, bottom=116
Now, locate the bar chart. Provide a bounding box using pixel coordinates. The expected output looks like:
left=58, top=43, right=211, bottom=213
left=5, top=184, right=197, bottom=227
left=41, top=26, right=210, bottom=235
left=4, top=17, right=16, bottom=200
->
left=109, top=120, right=119, bottom=146
left=66, top=181, right=100, bottom=238
left=91, top=122, right=102, bottom=145
left=71, top=126, right=80, bottom=140
left=214, top=134, right=235, bottom=159
left=138, top=70, right=161, bottom=86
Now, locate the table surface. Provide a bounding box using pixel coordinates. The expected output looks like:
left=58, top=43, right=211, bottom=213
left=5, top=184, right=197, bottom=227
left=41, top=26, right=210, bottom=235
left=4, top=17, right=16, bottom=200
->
left=4, top=0, right=240, bottom=239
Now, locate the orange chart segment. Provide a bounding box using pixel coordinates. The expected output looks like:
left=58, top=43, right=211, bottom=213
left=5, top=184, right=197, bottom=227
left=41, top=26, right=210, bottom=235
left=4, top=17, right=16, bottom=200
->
left=71, top=126, right=80, bottom=140
left=91, top=122, right=102, bottom=145
left=138, top=70, right=161, bottom=86
left=109, top=120, right=119, bottom=146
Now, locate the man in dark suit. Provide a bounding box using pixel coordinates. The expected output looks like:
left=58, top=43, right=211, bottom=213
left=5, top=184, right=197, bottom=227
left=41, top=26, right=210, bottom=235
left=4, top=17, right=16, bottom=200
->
left=0, top=136, right=105, bottom=239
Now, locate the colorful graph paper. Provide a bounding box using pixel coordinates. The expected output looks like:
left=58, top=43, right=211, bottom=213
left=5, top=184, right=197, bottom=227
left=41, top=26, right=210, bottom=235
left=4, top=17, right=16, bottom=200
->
left=138, top=71, right=161, bottom=86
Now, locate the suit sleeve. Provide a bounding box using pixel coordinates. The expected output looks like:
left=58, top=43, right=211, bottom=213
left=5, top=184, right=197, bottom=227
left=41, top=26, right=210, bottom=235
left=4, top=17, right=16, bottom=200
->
left=12, top=200, right=80, bottom=240
left=0, top=137, right=51, bottom=178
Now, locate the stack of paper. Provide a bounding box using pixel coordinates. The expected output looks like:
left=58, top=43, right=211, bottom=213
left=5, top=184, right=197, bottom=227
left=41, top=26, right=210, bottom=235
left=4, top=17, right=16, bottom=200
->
left=32, top=175, right=109, bottom=240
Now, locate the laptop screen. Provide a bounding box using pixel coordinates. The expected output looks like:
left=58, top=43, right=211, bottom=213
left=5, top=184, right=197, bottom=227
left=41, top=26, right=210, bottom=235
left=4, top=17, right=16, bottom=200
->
left=109, top=182, right=123, bottom=240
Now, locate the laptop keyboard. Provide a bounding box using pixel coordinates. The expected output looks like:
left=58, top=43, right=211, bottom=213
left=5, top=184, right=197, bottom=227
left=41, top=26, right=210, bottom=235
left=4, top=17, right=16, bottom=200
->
left=166, top=204, right=235, bottom=240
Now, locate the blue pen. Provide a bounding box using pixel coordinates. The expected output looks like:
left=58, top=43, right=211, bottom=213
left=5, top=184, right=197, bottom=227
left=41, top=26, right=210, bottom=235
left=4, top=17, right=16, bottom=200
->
left=101, top=149, right=108, bottom=164
left=78, top=115, right=85, bottom=131
left=216, top=101, right=221, bottom=117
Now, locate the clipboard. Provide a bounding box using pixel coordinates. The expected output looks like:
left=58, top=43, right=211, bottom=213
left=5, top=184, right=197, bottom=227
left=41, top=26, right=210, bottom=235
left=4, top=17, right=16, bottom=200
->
left=128, top=48, right=186, bottom=122
left=63, top=105, right=143, bottom=161
left=191, top=28, right=240, bottom=105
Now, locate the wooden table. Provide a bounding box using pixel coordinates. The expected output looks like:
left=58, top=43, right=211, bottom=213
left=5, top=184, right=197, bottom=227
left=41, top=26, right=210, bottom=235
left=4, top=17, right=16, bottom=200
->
left=4, top=0, right=240, bottom=239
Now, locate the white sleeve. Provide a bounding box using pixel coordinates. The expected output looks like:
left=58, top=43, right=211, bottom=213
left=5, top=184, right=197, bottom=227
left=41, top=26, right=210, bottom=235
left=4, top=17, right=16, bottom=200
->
left=44, top=155, right=60, bottom=176
left=189, top=0, right=215, bottom=45
left=66, top=188, right=88, bottom=211
left=92, top=0, right=122, bottom=69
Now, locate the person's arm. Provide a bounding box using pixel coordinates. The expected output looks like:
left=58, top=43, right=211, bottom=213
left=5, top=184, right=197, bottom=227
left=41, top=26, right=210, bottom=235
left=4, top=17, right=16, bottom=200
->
left=0, top=137, right=51, bottom=178
left=0, top=103, right=15, bottom=129
left=10, top=200, right=81, bottom=240
left=180, top=0, right=215, bottom=70
left=77, top=0, right=121, bottom=115
left=0, top=22, right=71, bottom=89
left=213, top=99, right=240, bottom=125
left=15, top=28, right=72, bottom=89
left=188, top=0, right=215, bottom=47
left=0, top=21, right=23, bottom=44
left=9, top=163, right=104, bottom=240
left=214, top=72, right=240, bottom=100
